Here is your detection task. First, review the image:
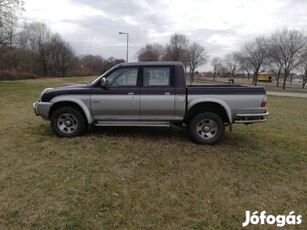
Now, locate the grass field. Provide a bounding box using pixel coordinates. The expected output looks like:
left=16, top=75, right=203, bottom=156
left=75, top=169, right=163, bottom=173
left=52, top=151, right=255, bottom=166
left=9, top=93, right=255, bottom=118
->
left=0, top=77, right=306, bottom=229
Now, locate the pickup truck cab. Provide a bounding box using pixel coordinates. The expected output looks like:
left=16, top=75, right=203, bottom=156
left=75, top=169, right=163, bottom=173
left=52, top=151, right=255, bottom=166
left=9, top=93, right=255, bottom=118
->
left=33, top=61, right=269, bottom=144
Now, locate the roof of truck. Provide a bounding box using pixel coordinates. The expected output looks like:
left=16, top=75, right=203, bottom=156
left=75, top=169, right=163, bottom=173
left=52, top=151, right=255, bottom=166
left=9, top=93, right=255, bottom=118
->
left=117, top=61, right=184, bottom=67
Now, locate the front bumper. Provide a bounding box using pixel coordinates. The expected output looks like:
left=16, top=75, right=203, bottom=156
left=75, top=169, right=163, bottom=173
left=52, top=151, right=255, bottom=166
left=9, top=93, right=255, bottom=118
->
left=33, top=102, right=52, bottom=120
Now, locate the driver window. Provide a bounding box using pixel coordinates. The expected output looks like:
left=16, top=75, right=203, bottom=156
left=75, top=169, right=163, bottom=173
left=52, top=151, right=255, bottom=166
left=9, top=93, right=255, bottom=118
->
left=106, top=68, right=138, bottom=87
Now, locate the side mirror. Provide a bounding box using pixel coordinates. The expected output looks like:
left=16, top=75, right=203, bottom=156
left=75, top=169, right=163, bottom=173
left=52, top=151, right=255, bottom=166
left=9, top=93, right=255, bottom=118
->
left=101, top=77, right=109, bottom=88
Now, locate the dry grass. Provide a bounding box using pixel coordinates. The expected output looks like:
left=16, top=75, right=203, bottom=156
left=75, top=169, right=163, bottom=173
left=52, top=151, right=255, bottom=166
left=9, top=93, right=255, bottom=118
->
left=0, top=77, right=306, bottom=229
left=0, top=70, right=39, bottom=81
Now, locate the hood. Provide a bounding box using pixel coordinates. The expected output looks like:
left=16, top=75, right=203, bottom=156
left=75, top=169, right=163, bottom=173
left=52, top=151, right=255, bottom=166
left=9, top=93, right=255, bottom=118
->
left=41, top=83, right=92, bottom=102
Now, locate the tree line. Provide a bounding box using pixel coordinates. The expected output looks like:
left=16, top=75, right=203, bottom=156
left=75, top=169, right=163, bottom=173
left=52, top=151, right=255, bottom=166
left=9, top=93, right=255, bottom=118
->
left=1, top=0, right=307, bottom=89
left=217, top=29, right=307, bottom=89
left=0, top=0, right=124, bottom=79
left=137, top=30, right=307, bottom=89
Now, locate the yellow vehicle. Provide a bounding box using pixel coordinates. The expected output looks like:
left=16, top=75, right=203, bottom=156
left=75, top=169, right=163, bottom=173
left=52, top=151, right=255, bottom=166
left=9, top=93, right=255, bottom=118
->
left=257, top=72, right=274, bottom=82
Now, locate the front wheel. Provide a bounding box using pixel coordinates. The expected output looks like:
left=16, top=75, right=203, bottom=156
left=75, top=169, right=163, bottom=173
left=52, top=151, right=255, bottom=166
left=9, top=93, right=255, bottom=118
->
left=50, top=107, right=86, bottom=137
left=188, top=112, right=225, bottom=145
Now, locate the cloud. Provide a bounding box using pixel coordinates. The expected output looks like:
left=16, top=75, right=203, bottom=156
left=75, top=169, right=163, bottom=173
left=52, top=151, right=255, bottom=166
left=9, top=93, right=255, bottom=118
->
left=61, top=0, right=175, bottom=59
left=22, top=0, right=307, bottom=68
left=271, top=0, right=307, bottom=29
left=70, top=0, right=144, bottom=15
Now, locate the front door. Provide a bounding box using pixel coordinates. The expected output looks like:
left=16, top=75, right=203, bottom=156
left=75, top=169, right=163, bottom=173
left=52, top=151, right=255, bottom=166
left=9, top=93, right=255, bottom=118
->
left=91, top=67, right=140, bottom=120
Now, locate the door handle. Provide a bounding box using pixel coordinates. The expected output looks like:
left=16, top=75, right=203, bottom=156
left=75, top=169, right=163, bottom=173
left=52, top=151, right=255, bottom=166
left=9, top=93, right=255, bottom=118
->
left=164, top=92, right=171, bottom=95
left=128, top=92, right=134, bottom=95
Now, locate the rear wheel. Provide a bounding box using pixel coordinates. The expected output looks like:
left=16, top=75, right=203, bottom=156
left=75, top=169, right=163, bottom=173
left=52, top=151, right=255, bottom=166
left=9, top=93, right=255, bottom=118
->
left=50, top=106, right=86, bottom=137
left=188, top=112, right=225, bottom=145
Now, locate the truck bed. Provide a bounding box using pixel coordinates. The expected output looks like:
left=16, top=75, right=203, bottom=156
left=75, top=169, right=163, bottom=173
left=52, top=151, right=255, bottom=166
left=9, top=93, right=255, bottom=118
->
left=186, top=84, right=266, bottom=95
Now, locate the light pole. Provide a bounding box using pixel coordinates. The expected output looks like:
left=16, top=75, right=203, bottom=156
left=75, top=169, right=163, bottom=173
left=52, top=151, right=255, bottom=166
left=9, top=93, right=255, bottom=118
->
left=119, top=32, right=129, bottom=62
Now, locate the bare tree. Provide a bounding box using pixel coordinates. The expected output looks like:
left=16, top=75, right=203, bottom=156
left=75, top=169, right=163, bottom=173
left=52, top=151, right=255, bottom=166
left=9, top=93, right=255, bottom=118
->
left=102, top=57, right=125, bottom=73
left=239, top=56, right=253, bottom=80
left=57, top=41, right=75, bottom=77
left=17, top=22, right=51, bottom=53
left=268, top=28, right=306, bottom=89
left=79, top=55, right=124, bottom=75
left=137, top=43, right=164, bottom=61
left=0, top=0, right=24, bottom=71
left=188, top=42, right=208, bottom=83
left=46, top=33, right=75, bottom=76
left=17, top=22, right=52, bottom=76
left=80, top=55, right=104, bottom=75
left=164, top=33, right=190, bottom=68
left=0, top=12, right=16, bottom=47
left=268, top=61, right=282, bottom=87
left=240, top=37, right=268, bottom=85
left=0, top=0, right=24, bottom=46
left=300, top=49, right=307, bottom=89
left=224, top=52, right=241, bottom=78
left=211, top=57, right=223, bottom=81
left=303, top=70, right=307, bottom=89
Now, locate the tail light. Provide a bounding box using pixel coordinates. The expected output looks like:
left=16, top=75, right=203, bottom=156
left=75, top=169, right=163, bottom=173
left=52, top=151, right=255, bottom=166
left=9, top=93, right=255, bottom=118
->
left=261, top=96, right=267, bottom=107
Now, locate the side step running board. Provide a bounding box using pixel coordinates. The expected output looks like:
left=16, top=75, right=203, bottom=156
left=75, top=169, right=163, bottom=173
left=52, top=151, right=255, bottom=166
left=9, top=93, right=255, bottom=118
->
left=95, top=121, right=171, bottom=127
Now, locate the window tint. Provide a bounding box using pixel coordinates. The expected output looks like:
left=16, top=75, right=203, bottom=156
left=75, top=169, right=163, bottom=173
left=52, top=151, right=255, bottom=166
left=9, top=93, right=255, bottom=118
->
left=143, top=67, right=171, bottom=86
left=106, top=68, right=138, bottom=87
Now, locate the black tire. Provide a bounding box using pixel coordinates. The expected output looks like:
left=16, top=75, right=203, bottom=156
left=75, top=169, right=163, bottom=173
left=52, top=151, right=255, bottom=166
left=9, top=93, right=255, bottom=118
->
left=50, top=106, right=86, bottom=137
left=188, top=112, right=225, bottom=145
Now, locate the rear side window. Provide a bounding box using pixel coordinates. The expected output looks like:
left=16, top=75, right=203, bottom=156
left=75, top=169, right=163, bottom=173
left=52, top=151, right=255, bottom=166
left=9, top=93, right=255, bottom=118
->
left=143, top=67, right=171, bottom=86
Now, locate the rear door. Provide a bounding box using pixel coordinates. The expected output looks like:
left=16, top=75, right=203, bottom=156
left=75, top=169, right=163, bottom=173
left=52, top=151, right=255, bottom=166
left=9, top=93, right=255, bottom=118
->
left=140, top=66, right=175, bottom=120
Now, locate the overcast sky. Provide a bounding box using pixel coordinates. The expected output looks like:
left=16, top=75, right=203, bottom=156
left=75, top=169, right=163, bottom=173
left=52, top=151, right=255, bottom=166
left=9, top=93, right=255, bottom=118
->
left=22, top=0, right=307, bottom=68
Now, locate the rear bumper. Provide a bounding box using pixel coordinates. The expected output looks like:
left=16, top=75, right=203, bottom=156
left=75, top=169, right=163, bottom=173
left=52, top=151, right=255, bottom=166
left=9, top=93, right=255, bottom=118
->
left=33, top=102, right=52, bottom=120
left=234, top=111, right=269, bottom=124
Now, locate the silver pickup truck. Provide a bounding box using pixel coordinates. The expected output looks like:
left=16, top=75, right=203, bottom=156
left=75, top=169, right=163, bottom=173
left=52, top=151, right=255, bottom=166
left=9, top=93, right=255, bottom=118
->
left=33, top=61, right=269, bottom=144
